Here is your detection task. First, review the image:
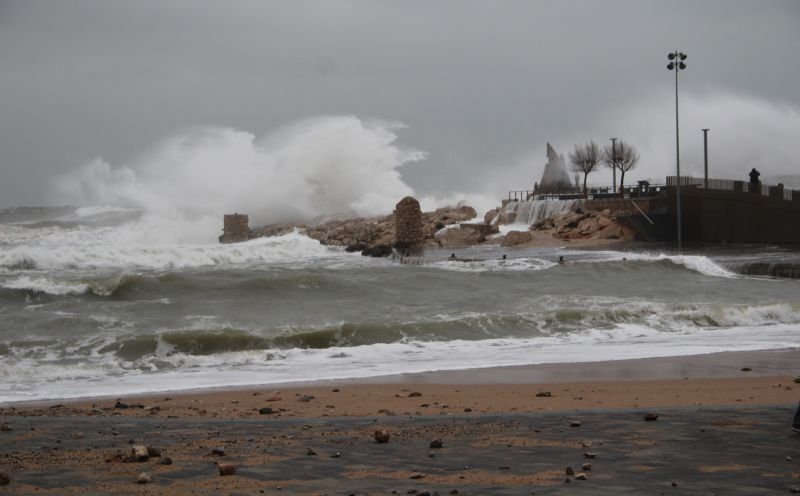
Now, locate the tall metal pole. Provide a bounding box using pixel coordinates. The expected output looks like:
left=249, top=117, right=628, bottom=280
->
left=673, top=53, right=682, bottom=251
left=611, top=137, right=617, bottom=195
left=702, top=128, right=709, bottom=189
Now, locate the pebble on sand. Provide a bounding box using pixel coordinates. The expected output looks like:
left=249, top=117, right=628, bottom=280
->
left=0, top=423, right=11, bottom=432
left=131, top=445, right=149, bottom=462
left=430, top=439, right=443, bottom=449
left=0, top=473, right=9, bottom=486
left=582, top=463, right=592, bottom=471
left=643, top=413, right=659, bottom=421
left=565, top=466, right=575, bottom=475
left=570, top=420, right=582, bottom=427
left=374, top=429, right=391, bottom=443
left=535, top=391, right=552, bottom=397
left=218, top=463, right=236, bottom=476
left=575, top=473, right=587, bottom=480
left=136, top=472, right=151, bottom=484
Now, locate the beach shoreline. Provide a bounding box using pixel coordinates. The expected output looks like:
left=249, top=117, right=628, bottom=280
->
left=3, top=348, right=797, bottom=413
left=2, top=348, right=799, bottom=494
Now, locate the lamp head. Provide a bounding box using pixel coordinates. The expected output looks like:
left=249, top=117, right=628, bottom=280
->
left=668, top=53, right=676, bottom=60
left=679, top=62, right=686, bottom=70
left=667, top=62, right=675, bottom=70
left=679, top=53, right=687, bottom=60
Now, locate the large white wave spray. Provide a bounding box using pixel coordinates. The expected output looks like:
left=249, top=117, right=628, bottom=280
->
left=55, top=116, right=428, bottom=243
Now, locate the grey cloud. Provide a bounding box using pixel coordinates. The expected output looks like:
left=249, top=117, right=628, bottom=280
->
left=1, top=0, right=798, bottom=206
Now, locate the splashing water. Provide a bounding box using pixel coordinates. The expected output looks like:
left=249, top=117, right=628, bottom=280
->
left=503, top=199, right=580, bottom=226
left=54, top=116, right=427, bottom=243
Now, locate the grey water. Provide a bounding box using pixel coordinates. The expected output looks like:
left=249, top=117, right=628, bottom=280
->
left=1, top=206, right=798, bottom=403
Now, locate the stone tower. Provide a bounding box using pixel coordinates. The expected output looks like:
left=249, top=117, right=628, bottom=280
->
left=219, top=214, right=250, bottom=243
left=394, top=196, right=423, bottom=255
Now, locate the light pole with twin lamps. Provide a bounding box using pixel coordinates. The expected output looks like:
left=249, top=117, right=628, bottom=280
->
left=667, top=51, right=687, bottom=250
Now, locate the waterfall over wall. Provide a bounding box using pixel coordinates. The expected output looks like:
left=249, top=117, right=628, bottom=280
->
left=503, top=199, right=581, bottom=226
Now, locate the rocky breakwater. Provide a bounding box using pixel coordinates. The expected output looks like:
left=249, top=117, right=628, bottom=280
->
left=480, top=206, right=635, bottom=247
left=247, top=200, right=478, bottom=256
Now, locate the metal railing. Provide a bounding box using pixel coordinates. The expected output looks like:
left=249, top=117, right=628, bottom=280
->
left=507, top=184, right=667, bottom=202
left=666, top=176, right=797, bottom=202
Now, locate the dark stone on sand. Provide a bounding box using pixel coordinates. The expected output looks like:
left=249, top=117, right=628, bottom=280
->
left=330, top=451, right=341, bottom=458
left=672, top=481, right=678, bottom=487
left=0, top=473, right=9, bottom=486
left=536, top=391, right=552, bottom=397
left=790, top=486, right=800, bottom=493
left=575, top=472, right=587, bottom=480
left=583, top=452, right=597, bottom=458
left=259, top=407, right=275, bottom=415
left=409, top=472, right=426, bottom=479
left=158, top=456, right=173, bottom=466
left=741, top=367, right=752, bottom=372
left=211, top=447, right=227, bottom=456
left=361, top=244, right=393, bottom=257
left=146, top=446, right=161, bottom=457
left=644, top=412, right=659, bottom=421
left=332, top=388, right=340, bottom=392
left=565, top=466, right=574, bottom=475
left=0, top=423, right=11, bottom=432
left=131, top=445, right=149, bottom=462
left=136, top=472, right=151, bottom=484
left=464, top=407, right=472, bottom=412
left=408, top=391, right=422, bottom=397
left=430, top=439, right=443, bottom=449
left=794, top=377, right=800, bottom=384
left=297, top=395, right=315, bottom=402
left=374, top=428, right=390, bottom=443
left=565, top=477, right=571, bottom=483
left=218, top=463, right=236, bottom=476
left=582, top=463, right=592, bottom=471
left=307, top=448, right=317, bottom=456
left=570, top=420, right=582, bottom=427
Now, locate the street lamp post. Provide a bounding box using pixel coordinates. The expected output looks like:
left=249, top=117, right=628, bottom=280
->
left=702, top=128, right=709, bottom=189
left=667, top=51, right=687, bottom=250
left=610, top=137, right=617, bottom=195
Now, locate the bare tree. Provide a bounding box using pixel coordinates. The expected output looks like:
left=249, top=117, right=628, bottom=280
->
left=568, top=141, right=601, bottom=196
left=602, top=140, right=640, bottom=194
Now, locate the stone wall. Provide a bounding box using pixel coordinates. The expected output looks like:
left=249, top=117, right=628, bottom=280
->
left=394, top=196, right=423, bottom=254
left=220, top=214, right=250, bottom=243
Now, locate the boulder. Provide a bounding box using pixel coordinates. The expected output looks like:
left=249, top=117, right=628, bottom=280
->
left=361, top=244, right=393, bottom=257
left=435, top=226, right=485, bottom=247
left=483, top=208, right=499, bottom=224
left=136, top=473, right=151, bottom=484
left=501, top=231, right=533, bottom=247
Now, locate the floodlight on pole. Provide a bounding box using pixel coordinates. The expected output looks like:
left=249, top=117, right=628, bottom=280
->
left=667, top=51, right=687, bottom=250
left=702, top=129, right=710, bottom=189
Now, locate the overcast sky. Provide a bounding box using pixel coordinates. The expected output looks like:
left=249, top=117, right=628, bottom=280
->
left=1, top=0, right=799, bottom=208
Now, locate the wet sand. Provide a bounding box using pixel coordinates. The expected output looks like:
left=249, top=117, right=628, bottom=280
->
left=1, top=349, right=799, bottom=494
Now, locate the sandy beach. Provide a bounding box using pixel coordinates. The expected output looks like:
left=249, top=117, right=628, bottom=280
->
left=2, top=349, right=799, bottom=494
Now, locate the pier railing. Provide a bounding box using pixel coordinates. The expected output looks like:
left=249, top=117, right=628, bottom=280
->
left=666, top=176, right=797, bottom=202
left=508, top=184, right=667, bottom=202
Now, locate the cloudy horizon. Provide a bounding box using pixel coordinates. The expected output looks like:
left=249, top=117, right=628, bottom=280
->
left=1, top=0, right=799, bottom=212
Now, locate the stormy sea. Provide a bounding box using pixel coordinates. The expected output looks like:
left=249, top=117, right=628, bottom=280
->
left=1, top=203, right=799, bottom=404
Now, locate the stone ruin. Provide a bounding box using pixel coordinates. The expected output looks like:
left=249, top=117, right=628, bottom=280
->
left=219, top=214, right=250, bottom=243
left=536, top=142, right=577, bottom=193
left=394, top=196, right=423, bottom=255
